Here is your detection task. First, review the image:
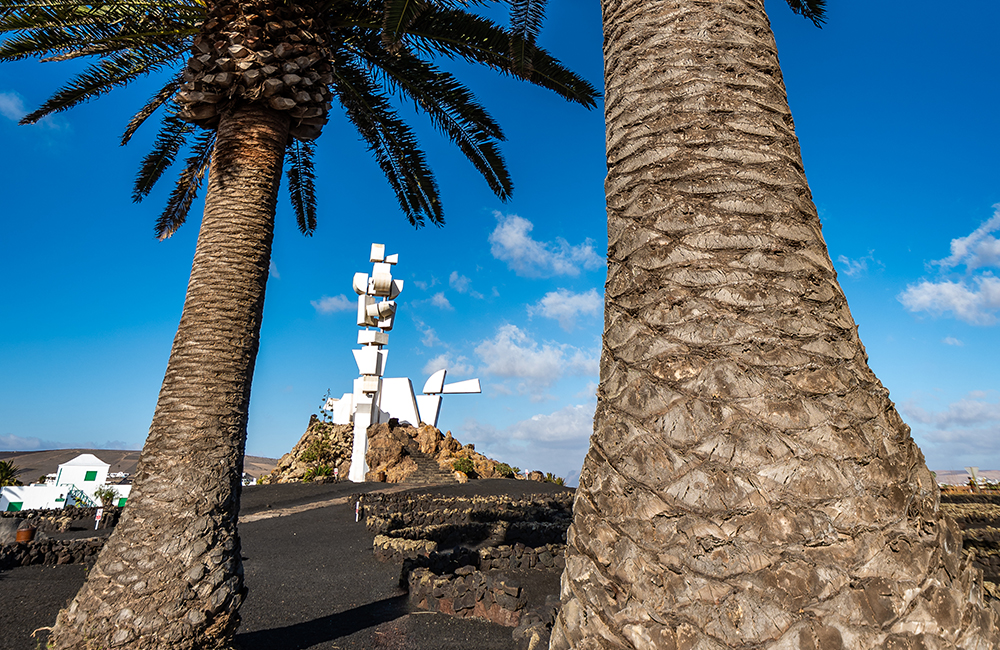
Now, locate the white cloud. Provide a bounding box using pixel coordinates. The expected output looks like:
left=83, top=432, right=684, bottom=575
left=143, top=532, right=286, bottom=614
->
left=460, top=401, right=596, bottom=485
left=311, top=294, right=355, bottom=314
left=0, top=433, right=43, bottom=451
left=903, top=392, right=1000, bottom=463
left=942, top=336, right=964, bottom=346
left=269, top=260, right=280, bottom=279
left=422, top=353, right=474, bottom=377
left=430, top=292, right=453, bottom=310
left=474, top=324, right=598, bottom=393
left=934, top=206, right=1000, bottom=271
left=450, top=271, right=471, bottom=292
left=903, top=393, right=1000, bottom=430
left=449, top=271, right=483, bottom=299
left=529, top=288, right=602, bottom=331
left=837, top=252, right=878, bottom=279
left=488, top=212, right=603, bottom=278
left=0, top=91, right=67, bottom=130
left=900, top=206, right=1000, bottom=325
left=0, top=92, right=26, bottom=122
left=898, top=275, right=1000, bottom=325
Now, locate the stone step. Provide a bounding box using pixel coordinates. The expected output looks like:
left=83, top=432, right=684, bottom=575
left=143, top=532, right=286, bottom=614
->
left=403, top=450, right=457, bottom=485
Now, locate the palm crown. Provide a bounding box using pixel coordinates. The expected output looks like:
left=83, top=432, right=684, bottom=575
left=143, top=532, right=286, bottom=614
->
left=0, top=0, right=597, bottom=236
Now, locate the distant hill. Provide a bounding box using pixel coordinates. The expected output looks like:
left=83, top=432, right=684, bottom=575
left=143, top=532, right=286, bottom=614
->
left=0, top=449, right=278, bottom=483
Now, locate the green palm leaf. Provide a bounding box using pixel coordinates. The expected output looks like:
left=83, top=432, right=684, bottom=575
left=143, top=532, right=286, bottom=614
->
left=332, top=52, right=441, bottom=227
left=286, top=140, right=318, bottom=236
left=133, top=110, right=194, bottom=201
left=121, top=72, right=183, bottom=145
left=155, top=128, right=215, bottom=240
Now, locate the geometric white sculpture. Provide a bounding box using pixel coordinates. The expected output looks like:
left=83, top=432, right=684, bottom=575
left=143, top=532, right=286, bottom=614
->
left=328, top=243, right=482, bottom=482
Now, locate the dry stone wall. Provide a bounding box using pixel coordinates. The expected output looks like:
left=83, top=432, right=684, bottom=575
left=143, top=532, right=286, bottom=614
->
left=0, top=537, right=105, bottom=569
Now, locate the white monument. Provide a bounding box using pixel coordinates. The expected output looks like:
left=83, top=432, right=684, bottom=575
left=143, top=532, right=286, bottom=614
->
left=326, top=244, right=481, bottom=483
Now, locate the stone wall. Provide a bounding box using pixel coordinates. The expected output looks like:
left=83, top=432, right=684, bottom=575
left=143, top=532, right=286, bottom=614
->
left=0, top=537, right=106, bottom=570
left=408, top=565, right=526, bottom=627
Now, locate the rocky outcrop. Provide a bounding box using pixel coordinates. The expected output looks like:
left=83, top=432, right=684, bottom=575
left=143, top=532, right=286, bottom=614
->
left=365, top=421, right=519, bottom=483
left=260, top=416, right=353, bottom=483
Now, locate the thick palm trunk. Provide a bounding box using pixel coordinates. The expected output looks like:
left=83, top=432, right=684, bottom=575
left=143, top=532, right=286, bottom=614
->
left=50, top=103, right=290, bottom=650
left=551, top=1, right=998, bottom=648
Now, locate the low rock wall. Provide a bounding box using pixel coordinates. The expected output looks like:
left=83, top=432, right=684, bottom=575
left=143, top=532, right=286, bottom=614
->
left=0, top=506, right=122, bottom=534
left=478, top=543, right=566, bottom=572
left=0, top=537, right=106, bottom=570
left=408, top=565, right=527, bottom=627
left=373, top=534, right=438, bottom=563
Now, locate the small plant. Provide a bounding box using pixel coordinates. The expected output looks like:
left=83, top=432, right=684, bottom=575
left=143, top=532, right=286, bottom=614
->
left=544, top=472, right=566, bottom=487
left=93, top=485, right=121, bottom=507
left=318, top=389, right=335, bottom=424
left=0, top=460, right=23, bottom=487
left=495, top=463, right=516, bottom=479
left=303, top=465, right=335, bottom=482
left=452, top=457, right=475, bottom=476
left=301, top=437, right=333, bottom=466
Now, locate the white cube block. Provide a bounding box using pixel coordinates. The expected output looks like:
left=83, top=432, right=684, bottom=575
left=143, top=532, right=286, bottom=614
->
left=370, top=243, right=385, bottom=262
left=358, top=330, right=389, bottom=345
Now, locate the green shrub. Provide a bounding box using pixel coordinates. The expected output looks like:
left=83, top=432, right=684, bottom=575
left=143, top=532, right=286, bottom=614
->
left=300, top=437, right=333, bottom=466
left=452, top=457, right=475, bottom=476
left=303, top=465, right=335, bottom=482
left=93, top=485, right=120, bottom=507
left=544, top=472, right=565, bottom=486
left=495, top=463, right=516, bottom=479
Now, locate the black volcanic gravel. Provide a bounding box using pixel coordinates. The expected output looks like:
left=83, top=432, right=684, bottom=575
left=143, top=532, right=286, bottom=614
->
left=1, top=479, right=572, bottom=650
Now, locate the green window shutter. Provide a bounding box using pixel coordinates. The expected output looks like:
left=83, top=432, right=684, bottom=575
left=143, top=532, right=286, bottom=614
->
left=117, top=498, right=128, bottom=507
left=6, top=502, right=22, bottom=512
left=84, top=471, right=98, bottom=481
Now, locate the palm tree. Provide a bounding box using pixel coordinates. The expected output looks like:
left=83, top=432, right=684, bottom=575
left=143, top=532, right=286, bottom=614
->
left=0, top=460, right=23, bottom=487
left=1, top=1, right=596, bottom=647
left=551, top=1, right=999, bottom=648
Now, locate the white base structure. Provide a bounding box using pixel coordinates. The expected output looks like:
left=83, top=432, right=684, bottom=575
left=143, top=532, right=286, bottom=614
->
left=326, top=244, right=481, bottom=483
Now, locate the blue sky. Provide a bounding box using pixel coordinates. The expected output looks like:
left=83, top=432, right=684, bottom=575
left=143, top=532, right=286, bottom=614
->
left=1, top=1, right=998, bottom=485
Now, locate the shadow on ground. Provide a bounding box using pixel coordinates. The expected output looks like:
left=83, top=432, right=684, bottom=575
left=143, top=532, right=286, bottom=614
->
left=235, top=595, right=408, bottom=649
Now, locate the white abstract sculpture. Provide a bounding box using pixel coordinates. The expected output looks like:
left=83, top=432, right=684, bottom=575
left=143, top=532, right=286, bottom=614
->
left=326, top=243, right=481, bottom=482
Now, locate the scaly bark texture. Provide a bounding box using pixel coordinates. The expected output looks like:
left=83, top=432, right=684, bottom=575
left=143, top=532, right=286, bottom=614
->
left=50, top=103, right=289, bottom=649
left=551, top=1, right=1000, bottom=649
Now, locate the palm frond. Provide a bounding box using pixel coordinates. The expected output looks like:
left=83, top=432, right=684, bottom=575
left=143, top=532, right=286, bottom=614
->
left=381, top=0, right=426, bottom=51
left=122, top=72, right=183, bottom=145
left=155, top=129, right=215, bottom=240
left=508, top=0, right=545, bottom=74
left=331, top=52, right=442, bottom=227
left=351, top=35, right=511, bottom=200
left=785, top=0, right=826, bottom=26
left=399, top=7, right=597, bottom=108
left=20, top=42, right=184, bottom=124
left=285, top=140, right=318, bottom=236
left=133, top=110, right=194, bottom=201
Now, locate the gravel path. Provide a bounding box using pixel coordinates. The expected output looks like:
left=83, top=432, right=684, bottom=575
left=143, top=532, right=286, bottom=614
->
left=1, top=479, right=570, bottom=650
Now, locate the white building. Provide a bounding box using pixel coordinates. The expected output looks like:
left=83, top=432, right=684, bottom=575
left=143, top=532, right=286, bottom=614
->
left=1, top=453, right=131, bottom=512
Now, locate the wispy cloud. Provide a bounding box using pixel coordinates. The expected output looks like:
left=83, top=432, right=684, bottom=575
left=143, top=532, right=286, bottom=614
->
left=430, top=292, right=453, bottom=310
left=902, top=392, right=1000, bottom=463
left=942, top=336, right=964, bottom=346
left=899, top=205, right=1000, bottom=325
left=269, top=260, right=281, bottom=279
left=0, top=433, right=44, bottom=451
left=529, top=287, right=602, bottom=331
left=311, top=294, right=354, bottom=314
left=837, top=251, right=879, bottom=279
left=449, top=271, right=483, bottom=299
left=0, top=91, right=67, bottom=130
left=474, top=324, right=598, bottom=396
left=898, top=276, right=1000, bottom=325
left=461, top=401, right=595, bottom=485
left=933, top=208, right=1000, bottom=271
left=489, top=212, right=603, bottom=278
left=422, top=353, right=474, bottom=377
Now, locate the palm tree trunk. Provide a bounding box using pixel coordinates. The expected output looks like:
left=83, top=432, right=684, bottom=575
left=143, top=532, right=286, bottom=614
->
left=50, top=103, right=290, bottom=650
left=551, top=1, right=998, bottom=648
